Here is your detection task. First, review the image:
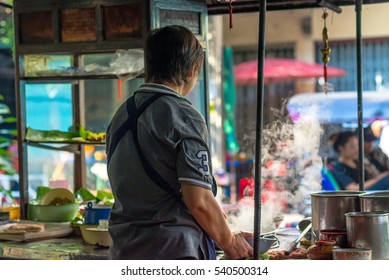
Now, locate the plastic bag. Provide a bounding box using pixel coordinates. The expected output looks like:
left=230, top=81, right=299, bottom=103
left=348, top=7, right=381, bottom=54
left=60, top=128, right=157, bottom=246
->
left=110, top=49, right=144, bottom=81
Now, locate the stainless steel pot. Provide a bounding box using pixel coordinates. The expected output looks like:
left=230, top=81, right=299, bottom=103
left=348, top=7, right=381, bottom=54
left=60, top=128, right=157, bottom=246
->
left=360, top=191, right=389, bottom=212
left=346, top=211, right=389, bottom=260
left=311, top=191, right=363, bottom=242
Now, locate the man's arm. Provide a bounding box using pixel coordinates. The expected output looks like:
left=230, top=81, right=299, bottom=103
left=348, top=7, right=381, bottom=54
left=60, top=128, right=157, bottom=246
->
left=181, top=183, right=253, bottom=259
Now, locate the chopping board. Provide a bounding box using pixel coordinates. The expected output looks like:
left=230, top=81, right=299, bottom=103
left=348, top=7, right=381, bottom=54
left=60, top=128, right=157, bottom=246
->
left=0, top=221, right=73, bottom=242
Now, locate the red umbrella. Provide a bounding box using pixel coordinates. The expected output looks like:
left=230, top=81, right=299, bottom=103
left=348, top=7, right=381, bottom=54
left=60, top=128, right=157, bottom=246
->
left=234, top=58, right=347, bottom=85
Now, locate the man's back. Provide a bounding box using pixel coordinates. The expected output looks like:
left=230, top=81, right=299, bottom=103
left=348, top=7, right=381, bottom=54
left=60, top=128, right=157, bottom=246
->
left=106, top=83, right=211, bottom=259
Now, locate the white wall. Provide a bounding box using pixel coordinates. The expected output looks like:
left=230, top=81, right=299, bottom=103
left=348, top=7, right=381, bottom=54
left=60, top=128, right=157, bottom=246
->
left=312, top=3, right=389, bottom=41
left=221, top=3, right=389, bottom=93
left=224, top=3, right=389, bottom=57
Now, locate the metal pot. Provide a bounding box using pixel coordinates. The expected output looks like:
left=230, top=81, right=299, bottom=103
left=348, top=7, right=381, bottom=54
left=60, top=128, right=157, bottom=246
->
left=346, top=211, right=389, bottom=260
left=360, top=191, right=389, bottom=212
left=311, top=191, right=363, bottom=242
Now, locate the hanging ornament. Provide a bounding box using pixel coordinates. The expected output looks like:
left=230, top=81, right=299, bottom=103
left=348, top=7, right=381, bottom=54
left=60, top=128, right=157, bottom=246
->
left=117, top=79, right=123, bottom=100
left=217, top=0, right=235, bottom=29
left=229, top=0, right=233, bottom=29
left=321, top=8, right=331, bottom=94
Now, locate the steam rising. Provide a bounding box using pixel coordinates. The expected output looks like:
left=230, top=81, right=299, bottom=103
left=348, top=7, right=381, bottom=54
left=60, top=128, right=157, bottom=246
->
left=227, top=102, right=324, bottom=233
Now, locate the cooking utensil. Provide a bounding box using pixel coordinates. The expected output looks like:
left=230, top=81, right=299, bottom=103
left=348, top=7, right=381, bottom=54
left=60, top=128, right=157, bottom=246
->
left=311, top=191, right=363, bottom=242
left=360, top=191, right=389, bottom=212
left=346, top=211, right=389, bottom=260
left=297, top=217, right=312, bottom=241
left=285, top=222, right=312, bottom=255
left=332, top=248, right=372, bottom=260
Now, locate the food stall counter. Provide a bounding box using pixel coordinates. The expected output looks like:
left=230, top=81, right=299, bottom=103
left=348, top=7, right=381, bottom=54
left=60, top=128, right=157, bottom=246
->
left=0, top=237, right=109, bottom=260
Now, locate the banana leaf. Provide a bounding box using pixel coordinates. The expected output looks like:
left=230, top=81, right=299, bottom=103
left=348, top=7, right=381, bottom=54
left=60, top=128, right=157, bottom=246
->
left=76, top=125, right=105, bottom=141
left=75, top=188, right=114, bottom=205
left=96, top=190, right=114, bottom=205
left=26, top=127, right=79, bottom=142
left=75, top=188, right=96, bottom=201
left=36, top=186, right=52, bottom=201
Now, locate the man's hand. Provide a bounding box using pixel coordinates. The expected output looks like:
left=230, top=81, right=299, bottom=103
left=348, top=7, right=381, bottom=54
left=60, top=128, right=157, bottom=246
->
left=182, top=183, right=251, bottom=259
left=222, top=231, right=253, bottom=260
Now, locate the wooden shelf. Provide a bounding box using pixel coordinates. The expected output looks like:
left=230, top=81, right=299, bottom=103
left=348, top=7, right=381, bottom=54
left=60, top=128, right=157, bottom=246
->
left=21, top=73, right=144, bottom=81
left=26, top=140, right=105, bottom=145
left=26, top=140, right=105, bottom=154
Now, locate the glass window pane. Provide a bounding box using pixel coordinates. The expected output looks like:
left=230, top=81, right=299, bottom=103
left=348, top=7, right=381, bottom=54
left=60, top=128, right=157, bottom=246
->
left=22, top=55, right=72, bottom=77
left=84, top=77, right=144, bottom=132
left=85, top=145, right=108, bottom=191
left=81, top=51, right=144, bottom=75
left=25, top=83, right=73, bottom=131
left=27, top=146, right=75, bottom=201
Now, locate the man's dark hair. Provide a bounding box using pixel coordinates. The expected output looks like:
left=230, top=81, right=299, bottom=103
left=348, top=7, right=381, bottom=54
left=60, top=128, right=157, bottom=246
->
left=145, top=25, right=204, bottom=86
left=333, top=131, right=357, bottom=153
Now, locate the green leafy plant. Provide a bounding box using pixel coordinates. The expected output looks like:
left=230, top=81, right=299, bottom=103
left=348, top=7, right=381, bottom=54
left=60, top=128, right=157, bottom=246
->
left=0, top=0, right=14, bottom=51
left=0, top=0, right=16, bottom=202
left=0, top=94, right=16, bottom=175
left=0, top=93, right=17, bottom=203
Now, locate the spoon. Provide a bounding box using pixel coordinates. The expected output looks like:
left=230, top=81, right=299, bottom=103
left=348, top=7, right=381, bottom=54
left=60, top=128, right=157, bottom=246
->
left=284, top=222, right=312, bottom=255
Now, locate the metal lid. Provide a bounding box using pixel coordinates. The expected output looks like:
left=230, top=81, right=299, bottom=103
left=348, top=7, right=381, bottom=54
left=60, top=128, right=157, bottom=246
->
left=311, top=191, right=364, bottom=197
left=359, top=191, right=389, bottom=198
left=345, top=211, right=389, bottom=217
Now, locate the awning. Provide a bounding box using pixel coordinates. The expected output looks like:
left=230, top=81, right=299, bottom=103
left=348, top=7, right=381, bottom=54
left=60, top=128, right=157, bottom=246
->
left=234, top=58, right=346, bottom=85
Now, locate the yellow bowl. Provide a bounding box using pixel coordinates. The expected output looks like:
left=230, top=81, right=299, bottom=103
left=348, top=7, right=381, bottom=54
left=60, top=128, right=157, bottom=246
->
left=80, top=224, right=112, bottom=247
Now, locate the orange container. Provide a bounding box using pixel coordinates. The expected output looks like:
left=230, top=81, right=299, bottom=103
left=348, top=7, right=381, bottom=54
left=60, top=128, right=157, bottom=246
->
left=1, top=205, right=20, bottom=220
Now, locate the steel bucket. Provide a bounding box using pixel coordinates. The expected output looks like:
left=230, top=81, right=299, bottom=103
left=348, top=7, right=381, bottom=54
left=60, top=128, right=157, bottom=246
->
left=360, top=191, right=389, bottom=212
left=311, top=191, right=363, bottom=242
left=346, top=211, right=389, bottom=260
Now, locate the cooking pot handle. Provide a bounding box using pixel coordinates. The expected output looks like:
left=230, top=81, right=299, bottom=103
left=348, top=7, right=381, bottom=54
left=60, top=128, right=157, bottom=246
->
left=87, top=201, right=93, bottom=209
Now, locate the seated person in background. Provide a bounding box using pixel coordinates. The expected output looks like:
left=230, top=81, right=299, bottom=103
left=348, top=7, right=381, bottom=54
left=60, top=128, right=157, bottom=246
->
left=364, top=125, right=389, bottom=173
left=332, top=131, right=389, bottom=190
